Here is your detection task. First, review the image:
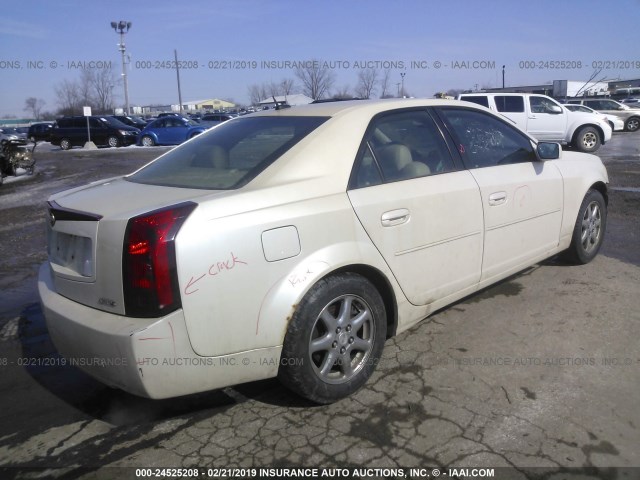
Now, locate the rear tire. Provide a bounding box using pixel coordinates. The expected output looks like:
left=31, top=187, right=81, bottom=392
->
left=562, top=189, right=606, bottom=264
left=625, top=117, right=640, bottom=132
left=59, top=138, right=72, bottom=150
left=574, top=126, right=601, bottom=153
left=278, top=273, right=386, bottom=404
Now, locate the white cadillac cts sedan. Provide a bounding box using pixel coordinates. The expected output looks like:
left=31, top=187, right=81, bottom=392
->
left=38, top=99, right=608, bottom=404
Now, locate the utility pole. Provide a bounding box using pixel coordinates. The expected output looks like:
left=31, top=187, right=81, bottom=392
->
left=175, top=49, right=183, bottom=114
left=111, top=21, right=132, bottom=115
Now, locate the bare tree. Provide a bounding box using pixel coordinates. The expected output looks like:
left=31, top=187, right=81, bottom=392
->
left=249, top=78, right=297, bottom=105
left=54, top=68, right=117, bottom=116
left=266, top=81, right=281, bottom=97
left=24, top=97, right=46, bottom=120
left=332, top=85, right=353, bottom=100
left=54, top=79, right=81, bottom=116
left=248, top=84, right=264, bottom=106
left=295, top=60, right=335, bottom=100
left=279, top=78, right=295, bottom=96
left=90, top=68, right=117, bottom=114
left=445, top=88, right=464, bottom=98
left=78, top=69, right=95, bottom=108
left=355, top=68, right=379, bottom=99
left=379, top=68, right=393, bottom=98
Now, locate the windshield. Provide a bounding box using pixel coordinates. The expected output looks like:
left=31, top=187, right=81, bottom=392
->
left=127, top=115, right=328, bottom=190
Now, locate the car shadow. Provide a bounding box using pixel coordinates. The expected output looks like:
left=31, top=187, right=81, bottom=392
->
left=17, top=303, right=314, bottom=428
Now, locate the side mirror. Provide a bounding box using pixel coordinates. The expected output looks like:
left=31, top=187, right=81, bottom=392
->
left=537, top=142, right=561, bottom=160
left=547, top=105, right=563, bottom=114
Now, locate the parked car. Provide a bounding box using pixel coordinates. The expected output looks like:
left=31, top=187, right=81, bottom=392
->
left=138, top=116, right=207, bottom=146
left=0, top=127, right=22, bottom=145
left=563, top=104, right=625, bottom=131
left=199, top=113, right=235, bottom=128
left=15, top=127, right=29, bottom=139
left=620, top=98, right=640, bottom=105
left=27, top=122, right=54, bottom=142
left=1, top=126, right=29, bottom=142
left=38, top=99, right=608, bottom=404
left=566, top=98, right=640, bottom=132
left=458, top=93, right=611, bottom=152
left=50, top=116, right=140, bottom=150
left=111, top=115, right=148, bottom=130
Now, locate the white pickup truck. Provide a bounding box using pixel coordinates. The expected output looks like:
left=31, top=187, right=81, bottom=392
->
left=458, top=93, right=612, bottom=153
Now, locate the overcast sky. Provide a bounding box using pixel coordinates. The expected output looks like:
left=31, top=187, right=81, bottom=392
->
left=2, top=0, right=639, bottom=117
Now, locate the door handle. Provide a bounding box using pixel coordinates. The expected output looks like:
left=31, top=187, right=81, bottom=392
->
left=381, top=209, right=410, bottom=227
left=488, top=192, right=507, bottom=206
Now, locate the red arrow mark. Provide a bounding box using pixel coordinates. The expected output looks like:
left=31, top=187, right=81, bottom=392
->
left=184, top=273, right=206, bottom=295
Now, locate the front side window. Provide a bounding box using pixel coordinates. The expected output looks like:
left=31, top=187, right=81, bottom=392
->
left=438, top=107, right=536, bottom=169
left=128, top=116, right=328, bottom=190
left=530, top=96, right=560, bottom=114
left=600, top=100, right=622, bottom=110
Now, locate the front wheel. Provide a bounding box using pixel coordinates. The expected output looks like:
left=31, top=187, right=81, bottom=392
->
left=59, top=138, right=72, bottom=150
left=141, top=135, right=155, bottom=147
left=574, top=126, right=601, bottom=153
left=625, top=117, right=640, bottom=132
left=563, top=189, right=607, bottom=264
left=278, top=273, right=387, bottom=404
left=107, top=135, right=120, bottom=148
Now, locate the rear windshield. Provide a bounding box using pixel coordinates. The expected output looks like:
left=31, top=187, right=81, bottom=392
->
left=127, top=116, right=328, bottom=190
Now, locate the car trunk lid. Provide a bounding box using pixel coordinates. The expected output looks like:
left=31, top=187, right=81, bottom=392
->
left=46, top=177, right=219, bottom=315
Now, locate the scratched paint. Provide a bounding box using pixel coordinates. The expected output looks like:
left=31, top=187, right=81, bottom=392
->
left=255, top=261, right=329, bottom=335
left=286, top=261, right=330, bottom=288
left=184, top=252, right=248, bottom=296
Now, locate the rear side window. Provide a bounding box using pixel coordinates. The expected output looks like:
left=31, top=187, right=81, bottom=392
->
left=438, top=107, right=536, bottom=169
left=495, top=96, right=524, bottom=113
left=56, top=118, right=72, bottom=128
left=128, top=116, right=328, bottom=190
left=460, top=96, right=490, bottom=108
left=351, top=110, right=455, bottom=188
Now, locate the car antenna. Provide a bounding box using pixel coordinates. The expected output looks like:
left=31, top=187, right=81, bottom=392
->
left=273, top=96, right=290, bottom=110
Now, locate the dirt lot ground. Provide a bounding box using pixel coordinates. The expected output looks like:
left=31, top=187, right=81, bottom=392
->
left=0, top=135, right=639, bottom=479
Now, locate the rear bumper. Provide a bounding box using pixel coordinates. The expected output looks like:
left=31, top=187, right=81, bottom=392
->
left=38, top=262, right=281, bottom=399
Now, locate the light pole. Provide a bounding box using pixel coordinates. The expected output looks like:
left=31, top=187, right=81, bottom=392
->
left=111, top=20, right=132, bottom=115
left=502, top=65, right=505, bottom=89
left=400, top=72, right=406, bottom=98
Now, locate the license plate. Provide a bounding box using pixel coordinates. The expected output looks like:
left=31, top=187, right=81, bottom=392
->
left=49, top=230, right=94, bottom=277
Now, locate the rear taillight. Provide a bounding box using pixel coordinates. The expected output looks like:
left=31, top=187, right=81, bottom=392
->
left=123, top=202, right=197, bottom=317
